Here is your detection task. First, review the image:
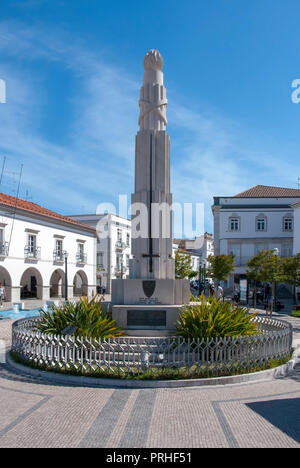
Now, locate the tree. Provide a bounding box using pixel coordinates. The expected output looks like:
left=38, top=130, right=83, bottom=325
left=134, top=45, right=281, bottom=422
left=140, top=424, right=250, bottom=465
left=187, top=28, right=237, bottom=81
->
left=207, top=254, right=236, bottom=287
left=246, top=252, right=266, bottom=308
left=175, top=250, right=198, bottom=280
left=281, top=254, right=300, bottom=303
left=246, top=249, right=283, bottom=316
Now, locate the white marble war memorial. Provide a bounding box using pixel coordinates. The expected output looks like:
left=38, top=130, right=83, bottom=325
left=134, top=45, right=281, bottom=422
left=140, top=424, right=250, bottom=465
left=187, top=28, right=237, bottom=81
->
left=112, top=50, right=189, bottom=334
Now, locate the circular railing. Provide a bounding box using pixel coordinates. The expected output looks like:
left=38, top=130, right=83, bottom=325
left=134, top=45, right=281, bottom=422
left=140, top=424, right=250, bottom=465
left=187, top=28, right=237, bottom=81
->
left=11, top=316, right=293, bottom=378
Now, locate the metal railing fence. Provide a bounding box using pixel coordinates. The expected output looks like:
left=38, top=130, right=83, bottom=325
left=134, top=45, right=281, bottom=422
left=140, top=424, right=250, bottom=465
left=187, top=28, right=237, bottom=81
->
left=11, top=316, right=293, bottom=377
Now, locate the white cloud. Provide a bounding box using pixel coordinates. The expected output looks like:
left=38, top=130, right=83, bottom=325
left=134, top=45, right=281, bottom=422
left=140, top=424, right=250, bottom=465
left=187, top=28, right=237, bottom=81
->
left=0, top=19, right=296, bottom=234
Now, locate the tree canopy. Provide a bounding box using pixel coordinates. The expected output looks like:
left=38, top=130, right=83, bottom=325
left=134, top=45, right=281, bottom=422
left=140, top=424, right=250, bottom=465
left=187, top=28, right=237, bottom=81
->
left=175, top=250, right=198, bottom=280
left=246, top=249, right=283, bottom=284
left=207, top=254, right=236, bottom=283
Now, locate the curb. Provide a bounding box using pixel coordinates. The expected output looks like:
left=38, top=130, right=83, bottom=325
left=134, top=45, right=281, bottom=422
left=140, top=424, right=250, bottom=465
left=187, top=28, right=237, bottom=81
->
left=6, top=348, right=299, bottom=389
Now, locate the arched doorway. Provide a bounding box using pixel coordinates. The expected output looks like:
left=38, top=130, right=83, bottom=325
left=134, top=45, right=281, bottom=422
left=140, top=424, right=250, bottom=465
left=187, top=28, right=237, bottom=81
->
left=20, top=267, right=43, bottom=300
left=0, top=266, right=12, bottom=302
left=50, top=269, right=65, bottom=298
left=73, top=270, right=88, bottom=297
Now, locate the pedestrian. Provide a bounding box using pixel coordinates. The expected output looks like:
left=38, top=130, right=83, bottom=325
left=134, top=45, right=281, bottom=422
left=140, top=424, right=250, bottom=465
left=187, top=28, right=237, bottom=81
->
left=216, top=284, right=224, bottom=300
left=264, top=283, right=271, bottom=304
left=0, top=283, right=6, bottom=307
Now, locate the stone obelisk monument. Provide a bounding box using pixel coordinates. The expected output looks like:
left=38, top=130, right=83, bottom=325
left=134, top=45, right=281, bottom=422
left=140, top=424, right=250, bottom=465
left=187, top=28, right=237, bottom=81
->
left=112, top=50, right=189, bottom=334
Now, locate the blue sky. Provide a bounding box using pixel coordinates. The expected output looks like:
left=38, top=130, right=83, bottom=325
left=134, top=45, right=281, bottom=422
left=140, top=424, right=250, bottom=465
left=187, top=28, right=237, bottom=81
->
left=0, top=0, right=300, bottom=236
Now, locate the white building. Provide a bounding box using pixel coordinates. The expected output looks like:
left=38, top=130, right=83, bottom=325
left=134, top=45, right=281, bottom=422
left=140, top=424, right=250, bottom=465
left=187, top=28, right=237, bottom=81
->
left=0, top=192, right=97, bottom=304
left=212, top=185, right=300, bottom=289
left=173, top=233, right=214, bottom=268
left=69, top=214, right=131, bottom=294
left=292, top=202, right=300, bottom=254
left=172, top=242, right=200, bottom=276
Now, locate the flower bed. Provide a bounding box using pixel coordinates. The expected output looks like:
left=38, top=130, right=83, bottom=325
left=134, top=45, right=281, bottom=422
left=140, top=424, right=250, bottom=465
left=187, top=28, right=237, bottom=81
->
left=11, top=316, right=293, bottom=380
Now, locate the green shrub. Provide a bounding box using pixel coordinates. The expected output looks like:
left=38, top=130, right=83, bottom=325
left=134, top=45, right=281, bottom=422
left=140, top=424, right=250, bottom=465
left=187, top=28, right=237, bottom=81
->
left=36, top=295, right=124, bottom=339
left=291, top=309, right=300, bottom=318
left=10, top=351, right=292, bottom=381
left=176, top=294, right=260, bottom=340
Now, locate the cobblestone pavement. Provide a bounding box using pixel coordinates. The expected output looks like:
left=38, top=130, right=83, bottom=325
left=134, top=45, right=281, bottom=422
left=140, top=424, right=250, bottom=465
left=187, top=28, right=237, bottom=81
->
left=0, top=316, right=299, bottom=448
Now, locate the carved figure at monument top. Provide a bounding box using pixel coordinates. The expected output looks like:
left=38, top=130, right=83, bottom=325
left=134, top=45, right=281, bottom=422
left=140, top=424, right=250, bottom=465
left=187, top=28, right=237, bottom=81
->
left=143, top=49, right=164, bottom=71
left=139, top=49, right=167, bottom=131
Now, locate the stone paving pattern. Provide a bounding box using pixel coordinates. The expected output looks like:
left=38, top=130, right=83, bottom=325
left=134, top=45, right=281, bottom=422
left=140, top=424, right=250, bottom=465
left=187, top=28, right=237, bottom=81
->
left=0, top=311, right=299, bottom=448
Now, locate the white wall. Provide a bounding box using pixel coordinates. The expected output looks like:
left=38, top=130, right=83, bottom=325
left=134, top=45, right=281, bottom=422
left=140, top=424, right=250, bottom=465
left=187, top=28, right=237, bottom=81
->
left=212, top=195, right=299, bottom=291
left=69, top=214, right=131, bottom=293
left=219, top=209, right=294, bottom=241
left=214, top=197, right=296, bottom=268
left=0, top=208, right=96, bottom=302
left=293, top=205, right=300, bottom=254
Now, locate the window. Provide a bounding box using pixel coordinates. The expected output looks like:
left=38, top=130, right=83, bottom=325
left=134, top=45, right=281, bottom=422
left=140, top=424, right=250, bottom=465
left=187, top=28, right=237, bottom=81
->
left=256, top=214, right=267, bottom=232
left=0, top=228, right=7, bottom=256
left=28, top=234, right=37, bottom=254
left=126, top=232, right=130, bottom=246
left=282, top=243, right=292, bottom=257
left=116, top=253, right=123, bottom=270
left=25, top=231, right=40, bottom=259
left=97, top=252, right=104, bottom=267
left=256, top=218, right=266, bottom=231
left=117, top=229, right=122, bottom=242
left=126, top=254, right=130, bottom=268
left=76, top=242, right=86, bottom=263
left=229, top=218, right=239, bottom=231
left=229, top=244, right=241, bottom=265
left=55, top=239, right=63, bottom=257
left=283, top=217, right=293, bottom=232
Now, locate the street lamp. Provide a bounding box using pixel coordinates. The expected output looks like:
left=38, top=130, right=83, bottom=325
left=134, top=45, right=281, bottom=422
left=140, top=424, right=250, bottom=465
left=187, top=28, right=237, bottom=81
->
left=273, top=248, right=279, bottom=312
left=198, top=255, right=206, bottom=297
left=63, top=251, right=68, bottom=300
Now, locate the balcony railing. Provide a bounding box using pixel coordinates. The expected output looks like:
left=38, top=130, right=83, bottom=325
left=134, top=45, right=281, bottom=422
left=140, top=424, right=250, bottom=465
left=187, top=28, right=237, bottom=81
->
left=0, top=242, right=9, bottom=257
left=76, top=252, right=87, bottom=264
left=115, top=241, right=127, bottom=250
left=53, top=249, right=65, bottom=262
left=114, top=266, right=129, bottom=277
left=24, top=245, right=41, bottom=260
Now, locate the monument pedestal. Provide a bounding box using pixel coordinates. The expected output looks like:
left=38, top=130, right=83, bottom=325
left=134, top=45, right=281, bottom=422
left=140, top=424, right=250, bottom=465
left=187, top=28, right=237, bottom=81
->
left=112, top=304, right=184, bottom=335
left=111, top=278, right=189, bottom=335
left=111, top=278, right=189, bottom=306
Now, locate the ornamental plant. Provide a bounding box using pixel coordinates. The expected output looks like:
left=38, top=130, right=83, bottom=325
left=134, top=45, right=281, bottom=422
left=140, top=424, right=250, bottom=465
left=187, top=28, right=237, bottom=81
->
left=36, top=295, right=124, bottom=339
left=176, top=294, right=260, bottom=339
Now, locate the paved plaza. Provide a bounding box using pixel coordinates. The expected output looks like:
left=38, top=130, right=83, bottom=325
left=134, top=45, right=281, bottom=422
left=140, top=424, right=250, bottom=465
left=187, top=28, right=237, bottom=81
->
left=0, top=313, right=299, bottom=449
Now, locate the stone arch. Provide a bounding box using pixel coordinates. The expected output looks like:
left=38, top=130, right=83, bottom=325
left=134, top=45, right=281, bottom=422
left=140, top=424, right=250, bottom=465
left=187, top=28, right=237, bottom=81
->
left=20, top=267, right=43, bottom=300
left=73, top=270, right=88, bottom=297
left=49, top=269, right=65, bottom=298
left=0, top=266, right=12, bottom=302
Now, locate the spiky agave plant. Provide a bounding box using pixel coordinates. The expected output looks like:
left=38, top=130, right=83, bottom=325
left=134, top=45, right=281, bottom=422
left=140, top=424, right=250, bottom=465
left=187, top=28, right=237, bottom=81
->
left=176, top=294, right=260, bottom=340
left=36, top=295, right=124, bottom=339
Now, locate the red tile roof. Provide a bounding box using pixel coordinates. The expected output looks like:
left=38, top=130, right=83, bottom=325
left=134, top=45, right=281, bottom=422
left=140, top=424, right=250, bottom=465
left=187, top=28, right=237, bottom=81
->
left=0, top=192, right=96, bottom=232
left=234, top=185, right=300, bottom=198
